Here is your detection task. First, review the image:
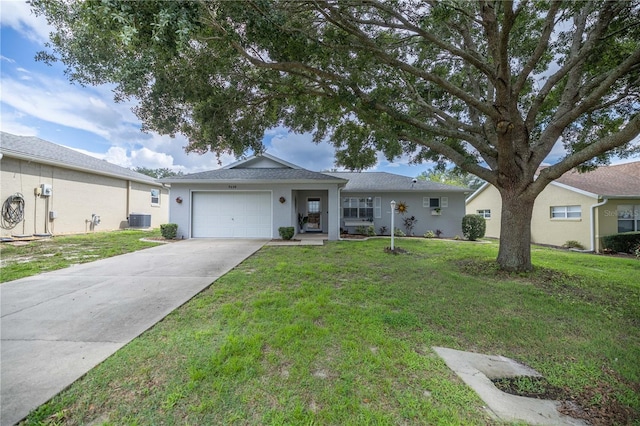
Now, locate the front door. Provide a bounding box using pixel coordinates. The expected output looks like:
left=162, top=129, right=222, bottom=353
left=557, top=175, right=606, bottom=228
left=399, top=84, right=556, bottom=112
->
left=306, top=197, right=321, bottom=231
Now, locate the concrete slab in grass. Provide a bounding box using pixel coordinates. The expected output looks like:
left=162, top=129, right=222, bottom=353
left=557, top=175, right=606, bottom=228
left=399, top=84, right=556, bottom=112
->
left=433, top=347, right=587, bottom=426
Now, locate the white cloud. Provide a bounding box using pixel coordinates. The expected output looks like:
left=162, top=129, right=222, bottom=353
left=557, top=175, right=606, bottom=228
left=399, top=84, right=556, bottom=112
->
left=0, top=117, right=38, bottom=136
left=1, top=75, right=125, bottom=139
left=129, top=132, right=237, bottom=173
left=103, top=147, right=132, bottom=168
left=0, top=1, right=53, bottom=44
left=130, top=147, right=174, bottom=169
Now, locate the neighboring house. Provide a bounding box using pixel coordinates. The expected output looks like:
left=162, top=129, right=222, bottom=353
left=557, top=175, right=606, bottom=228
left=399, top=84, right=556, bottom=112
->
left=0, top=132, right=169, bottom=238
left=465, top=161, right=640, bottom=251
left=162, top=154, right=470, bottom=240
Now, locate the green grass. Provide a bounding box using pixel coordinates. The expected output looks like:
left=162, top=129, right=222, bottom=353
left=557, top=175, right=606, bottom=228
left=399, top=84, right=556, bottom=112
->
left=21, top=238, right=640, bottom=425
left=0, top=230, right=162, bottom=283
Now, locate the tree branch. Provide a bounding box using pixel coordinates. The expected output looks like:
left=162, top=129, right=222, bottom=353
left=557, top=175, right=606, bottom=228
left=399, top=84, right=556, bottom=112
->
left=400, top=133, right=497, bottom=184
left=531, top=113, right=640, bottom=195
left=314, top=2, right=499, bottom=119
left=344, top=0, right=496, bottom=80
left=513, top=1, right=561, bottom=94
left=350, top=86, right=499, bottom=170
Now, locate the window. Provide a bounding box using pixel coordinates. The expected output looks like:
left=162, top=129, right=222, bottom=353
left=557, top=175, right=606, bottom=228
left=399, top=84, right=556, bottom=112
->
left=343, top=197, right=373, bottom=220
left=423, top=197, right=441, bottom=208
left=551, top=205, right=581, bottom=219
left=308, top=198, right=320, bottom=213
left=477, top=209, right=491, bottom=219
left=618, top=205, right=640, bottom=233
left=151, top=189, right=160, bottom=206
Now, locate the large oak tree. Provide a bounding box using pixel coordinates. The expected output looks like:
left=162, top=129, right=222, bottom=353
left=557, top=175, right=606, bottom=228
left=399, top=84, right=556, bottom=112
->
left=32, top=0, right=640, bottom=271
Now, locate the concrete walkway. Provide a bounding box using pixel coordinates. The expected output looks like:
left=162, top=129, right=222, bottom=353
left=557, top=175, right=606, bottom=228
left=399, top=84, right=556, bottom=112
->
left=0, top=239, right=266, bottom=426
left=267, top=233, right=328, bottom=246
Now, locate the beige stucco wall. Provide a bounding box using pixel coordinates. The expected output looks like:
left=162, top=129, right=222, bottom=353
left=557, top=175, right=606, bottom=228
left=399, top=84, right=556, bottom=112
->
left=0, top=157, right=168, bottom=237
left=128, top=181, right=169, bottom=228
left=595, top=199, right=640, bottom=248
left=467, top=182, right=603, bottom=250
left=465, top=184, right=502, bottom=238
left=530, top=184, right=594, bottom=249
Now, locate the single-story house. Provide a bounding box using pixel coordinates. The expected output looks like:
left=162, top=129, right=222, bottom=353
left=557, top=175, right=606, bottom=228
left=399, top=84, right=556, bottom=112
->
left=0, top=132, right=169, bottom=238
left=465, top=161, right=640, bottom=251
left=161, top=153, right=470, bottom=240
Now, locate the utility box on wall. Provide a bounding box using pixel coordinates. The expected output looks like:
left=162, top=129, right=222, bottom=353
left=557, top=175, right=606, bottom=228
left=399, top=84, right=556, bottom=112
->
left=41, top=184, right=52, bottom=197
left=128, top=213, right=151, bottom=228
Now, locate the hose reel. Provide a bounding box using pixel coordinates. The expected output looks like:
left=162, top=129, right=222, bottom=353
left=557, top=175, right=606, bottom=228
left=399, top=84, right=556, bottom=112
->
left=1, top=193, right=25, bottom=230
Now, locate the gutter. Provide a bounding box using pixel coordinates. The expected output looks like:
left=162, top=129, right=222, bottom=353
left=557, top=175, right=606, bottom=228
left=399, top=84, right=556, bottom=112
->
left=590, top=197, right=608, bottom=252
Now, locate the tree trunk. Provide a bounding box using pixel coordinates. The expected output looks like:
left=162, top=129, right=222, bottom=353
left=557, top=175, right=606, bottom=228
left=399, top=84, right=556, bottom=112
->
left=496, top=193, right=536, bottom=272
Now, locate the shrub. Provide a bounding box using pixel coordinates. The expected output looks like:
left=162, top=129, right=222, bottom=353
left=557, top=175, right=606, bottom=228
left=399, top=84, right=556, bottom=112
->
left=355, top=225, right=376, bottom=236
left=435, top=229, right=443, bottom=238
left=160, top=223, right=178, bottom=240
left=461, top=214, right=486, bottom=241
left=601, top=232, right=640, bottom=253
left=423, top=230, right=436, bottom=238
left=563, top=240, right=586, bottom=250
left=278, top=227, right=295, bottom=240
left=379, top=226, right=388, bottom=235
left=394, top=228, right=406, bottom=237
left=635, top=244, right=640, bottom=259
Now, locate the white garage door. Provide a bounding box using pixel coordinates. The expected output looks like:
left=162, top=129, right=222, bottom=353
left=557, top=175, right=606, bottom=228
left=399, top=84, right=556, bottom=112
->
left=192, top=192, right=272, bottom=238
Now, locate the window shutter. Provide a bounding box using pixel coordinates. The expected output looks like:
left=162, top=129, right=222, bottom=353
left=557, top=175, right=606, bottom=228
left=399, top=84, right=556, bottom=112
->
left=374, top=197, right=382, bottom=218
left=441, top=197, right=448, bottom=208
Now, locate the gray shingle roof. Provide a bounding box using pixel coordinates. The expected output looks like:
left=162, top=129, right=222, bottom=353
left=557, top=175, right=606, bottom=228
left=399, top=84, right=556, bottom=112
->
left=325, top=172, right=470, bottom=193
left=163, top=168, right=347, bottom=183
left=0, top=132, right=159, bottom=185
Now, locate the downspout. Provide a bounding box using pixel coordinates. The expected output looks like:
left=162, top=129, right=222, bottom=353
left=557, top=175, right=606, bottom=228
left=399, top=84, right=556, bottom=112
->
left=590, top=197, right=608, bottom=252
left=126, top=180, right=132, bottom=223
left=337, top=186, right=342, bottom=240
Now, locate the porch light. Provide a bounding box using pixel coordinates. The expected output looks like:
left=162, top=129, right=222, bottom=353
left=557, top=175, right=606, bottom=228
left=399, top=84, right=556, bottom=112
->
left=390, top=200, right=396, bottom=250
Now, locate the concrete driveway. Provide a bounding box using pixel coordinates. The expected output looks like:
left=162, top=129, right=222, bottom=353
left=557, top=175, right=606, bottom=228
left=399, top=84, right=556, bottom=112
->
left=0, top=238, right=266, bottom=426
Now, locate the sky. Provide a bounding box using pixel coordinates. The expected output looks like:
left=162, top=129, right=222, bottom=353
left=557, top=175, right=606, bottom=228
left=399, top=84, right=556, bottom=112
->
left=1, top=1, right=637, bottom=176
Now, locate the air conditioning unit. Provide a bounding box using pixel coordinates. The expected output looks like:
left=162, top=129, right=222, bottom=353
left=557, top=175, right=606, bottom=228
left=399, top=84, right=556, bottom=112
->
left=41, top=184, right=52, bottom=197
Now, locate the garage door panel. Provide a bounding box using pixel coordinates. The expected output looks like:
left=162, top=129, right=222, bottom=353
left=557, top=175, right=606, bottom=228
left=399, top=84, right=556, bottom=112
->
left=192, top=192, right=272, bottom=238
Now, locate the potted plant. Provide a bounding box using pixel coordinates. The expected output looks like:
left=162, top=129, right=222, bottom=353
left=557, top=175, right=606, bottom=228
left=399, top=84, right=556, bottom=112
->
left=431, top=207, right=442, bottom=216
left=298, top=213, right=308, bottom=233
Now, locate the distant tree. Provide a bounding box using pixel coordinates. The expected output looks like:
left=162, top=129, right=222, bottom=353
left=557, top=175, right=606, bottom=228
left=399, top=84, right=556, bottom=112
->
left=32, top=1, right=640, bottom=271
left=133, top=167, right=183, bottom=179
left=417, top=166, right=484, bottom=191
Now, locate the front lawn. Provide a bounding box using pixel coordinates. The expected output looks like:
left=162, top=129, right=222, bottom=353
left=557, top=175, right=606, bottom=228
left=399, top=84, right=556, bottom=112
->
left=0, top=230, right=162, bottom=283
left=24, top=239, right=639, bottom=425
